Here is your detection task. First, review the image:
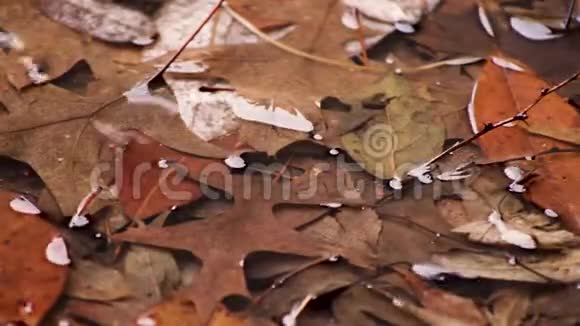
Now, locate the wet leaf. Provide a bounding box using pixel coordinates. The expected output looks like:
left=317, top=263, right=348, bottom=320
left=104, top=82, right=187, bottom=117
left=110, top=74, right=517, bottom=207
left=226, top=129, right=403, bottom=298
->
left=396, top=267, right=487, bottom=325
left=428, top=249, right=580, bottom=283
left=114, top=172, right=372, bottom=321
left=65, top=259, right=132, bottom=301
left=472, top=55, right=580, bottom=233
left=341, top=74, right=445, bottom=179
left=0, top=192, right=68, bottom=326
left=40, top=0, right=157, bottom=45
left=488, top=289, right=530, bottom=326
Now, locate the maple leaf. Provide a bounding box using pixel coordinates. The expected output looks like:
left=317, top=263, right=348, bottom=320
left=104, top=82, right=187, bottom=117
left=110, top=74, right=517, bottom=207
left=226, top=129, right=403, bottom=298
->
left=114, top=172, right=377, bottom=320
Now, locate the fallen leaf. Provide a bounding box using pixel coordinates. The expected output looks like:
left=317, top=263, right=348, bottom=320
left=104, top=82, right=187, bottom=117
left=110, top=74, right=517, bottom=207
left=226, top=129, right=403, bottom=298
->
left=0, top=192, right=68, bottom=326
left=114, top=173, right=371, bottom=320
left=65, top=259, right=132, bottom=301
left=115, top=131, right=228, bottom=220
left=40, top=0, right=157, bottom=45
left=453, top=212, right=580, bottom=249
left=427, top=249, right=580, bottom=283
left=488, top=289, right=530, bottom=326
left=341, top=74, right=445, bottom=180
left=122, top=245, right=182, bottom=304
left=396, top=267, right=487, bottom=325
left=135, top=293, right=201, bottom=326
left=472, top=55, right=580, bottom=232
left=509, top=16, right=562, bottom=41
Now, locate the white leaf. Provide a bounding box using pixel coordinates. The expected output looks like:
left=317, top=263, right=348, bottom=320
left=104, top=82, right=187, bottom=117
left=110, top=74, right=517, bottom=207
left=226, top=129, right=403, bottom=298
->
left=488, top=210, right=536, bottom=249
left=510, top=17, right=563, bottom=41
left=501, top=229, right=536, bottom=249
left=509, top=182, right=526, bottom=193
left=157, top=159, right=169, bottom=169
left=341, top=7, right=360, bottom=30
left=224, top=155, right=246, bottom=168
left=478, top=5, right=495, bottom=37
left=544, top=208, right=558, bottom=218
left=46, top=237, right=71, bottom=266
left=232, top=101, right=314, bottom=132
left=69, top=215, right=89, bottom=228
left=320, top=202, right=343, bottom=208
left=342, top=0, right=438, bottom=24
left=0, top=31, right=24, bottom=50
left=389, top=177, right=403, bottom=190
left=491, top=57, right=525, bottom=72
left=408, top=164, right=433, bottom=184
left=165, top=78, right=239, bottom=141
left=412, top=263, right=452, bottom=280
left=467, top=81, right=479, bottom=133
left=19, top=56, right=49, bottom=84
left=504, top=166, right=524, bottom=181
left=395, top=22, right=415, bottom=33
left=136, top=316, right=156, bottom=326
left=10, top=196, right=41, bottom=215
left=436, top=169, right=471, bottom=181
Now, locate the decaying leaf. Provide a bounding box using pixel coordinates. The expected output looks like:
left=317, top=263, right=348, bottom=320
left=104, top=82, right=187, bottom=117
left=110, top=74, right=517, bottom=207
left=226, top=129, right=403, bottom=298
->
left=396, top=267, right=487, bottom=325
left=40, top=0, right=157, bottom=45
left=65, top=259, right=132, bottom=301
left=426, top=249, right=580, bottom=283
left=0, top=192, right=68, bottom=326
left=488, top=289, right=530, bottom=326
left=453, top=212, right=580, bottom=249
left=114, top=173, right=373, bottom=320
left=341, top=74, right=445, bottom=180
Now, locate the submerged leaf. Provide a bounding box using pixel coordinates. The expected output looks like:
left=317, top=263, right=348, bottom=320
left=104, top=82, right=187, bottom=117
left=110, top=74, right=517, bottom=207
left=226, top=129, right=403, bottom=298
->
left=341, top=74, right=445, bottom=179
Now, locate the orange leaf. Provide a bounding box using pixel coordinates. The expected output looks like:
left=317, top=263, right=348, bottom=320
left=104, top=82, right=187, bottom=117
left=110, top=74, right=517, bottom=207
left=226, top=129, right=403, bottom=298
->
left=473, top=55, right=580, bottom=232
left=0, top=192, right=68, bottom=326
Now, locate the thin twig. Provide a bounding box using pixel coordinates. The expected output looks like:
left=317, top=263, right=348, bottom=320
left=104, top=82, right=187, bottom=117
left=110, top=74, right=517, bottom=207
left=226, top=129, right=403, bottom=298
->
left=424, top=70, right=580, bottom=167
left=474, top=147, right=580, bottom=166
left=354, top=9, right=369, bottom=65
left=69, top=0, right=225, bottom=166
left=223, top=3, right=385, bottom=73
left=252, top=254, right=339, bottom=304
left=564, top=0, right=577, bottom=30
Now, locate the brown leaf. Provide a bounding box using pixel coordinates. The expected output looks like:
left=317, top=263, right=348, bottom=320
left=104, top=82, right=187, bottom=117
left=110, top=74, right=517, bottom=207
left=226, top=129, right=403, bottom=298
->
left=396, top=267, right=487, bottom=325
left=473, top=55, right=580, bottom=233
left=488, top=289, right=530, bottom=326
left=429, top=249, right=580, bottom=283
left=40, top=0, right=157, bottom=45
left=410, top=0, right=580, bottom=87
left=116, top=131, right=228, bottom=219
left=114, top=172, right=373, bottom=321
left=135, top=293, right=202, bottom=326
left=65, top=259, right=131, bottom=301
left=174, top=0, right=383, bottom=154
left=0, top=192, right=68, bottom=326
